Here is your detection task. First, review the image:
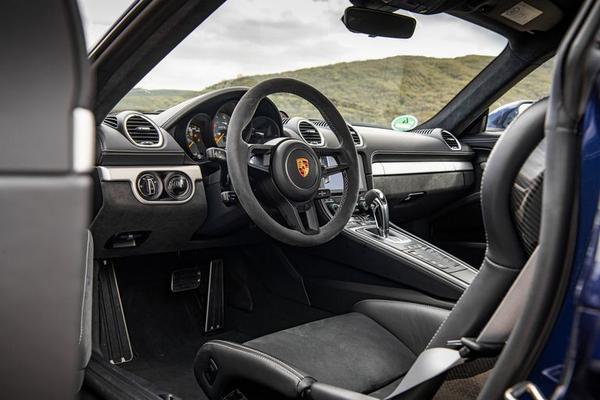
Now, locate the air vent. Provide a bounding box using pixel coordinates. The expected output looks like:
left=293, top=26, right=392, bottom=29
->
left=103, top=115, right=118, bottom=129
left=347, top=125, right=362, bottom=146
left=441, top=130, right=461, bottom=151
left=124, top=115, right=163, bottom=147
left=281, top=117, right=290, bottom=125
left=309, top=119, right=361, bottom=146
left=297, top=120, right=323, bottom=146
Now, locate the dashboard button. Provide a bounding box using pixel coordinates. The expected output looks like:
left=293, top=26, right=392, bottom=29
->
left=165, top=173, right=192, bottom=200
left=137, top=173, right=162, bottom=200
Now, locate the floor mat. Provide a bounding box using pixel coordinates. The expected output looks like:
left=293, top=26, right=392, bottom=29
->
left=112, top=252, right=330, bottom=399
left=122, top=331, right=250, bottom=400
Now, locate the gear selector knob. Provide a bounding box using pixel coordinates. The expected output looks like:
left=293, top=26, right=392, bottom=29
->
left=364, top=189, right=389, bottom=238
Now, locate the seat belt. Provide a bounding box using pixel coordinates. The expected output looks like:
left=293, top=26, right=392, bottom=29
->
left=386, top=248, right=539, bottom=399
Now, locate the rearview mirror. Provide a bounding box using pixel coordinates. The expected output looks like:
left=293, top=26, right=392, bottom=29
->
left=342, top=7, right=416, bottom=39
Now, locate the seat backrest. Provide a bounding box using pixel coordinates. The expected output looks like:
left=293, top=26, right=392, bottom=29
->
left=427, top=99, right=547, bottom=349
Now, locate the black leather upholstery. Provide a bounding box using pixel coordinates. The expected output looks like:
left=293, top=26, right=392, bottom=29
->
left=194, top=100, right=548, bottom=400
left=194, top=340, right=315, bottom=399
left=195, top=301, right=448, bottom=397
left=427, top=99, right=547, bottom=349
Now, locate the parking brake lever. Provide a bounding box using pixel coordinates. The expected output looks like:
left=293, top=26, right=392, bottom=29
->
left=364, top=189, right=389, bottom=238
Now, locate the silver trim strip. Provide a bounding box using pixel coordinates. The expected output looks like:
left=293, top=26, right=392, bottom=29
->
left=72, top=108, right=96, bottom=173
left=371, top=161, right=473, bottom=176
left=97, top=165, right=202, bottom=205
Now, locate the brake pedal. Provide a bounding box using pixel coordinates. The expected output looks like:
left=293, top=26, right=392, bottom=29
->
left=204, top=259, right=225, bottom=333
left=170, top=267, right=202, bottom=293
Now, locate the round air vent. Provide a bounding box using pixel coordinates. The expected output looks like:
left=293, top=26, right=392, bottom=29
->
left=440, top=130, right=461, bottom=151
left=297, top=120, right=323, bottom=146
left=124, top=114, right=163, bottom=147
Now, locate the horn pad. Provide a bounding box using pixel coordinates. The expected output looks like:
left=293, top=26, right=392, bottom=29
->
left=271, top=139, right=321, bottom=202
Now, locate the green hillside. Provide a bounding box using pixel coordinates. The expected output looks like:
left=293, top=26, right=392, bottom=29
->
left=115, top=55, right=553, bottom=126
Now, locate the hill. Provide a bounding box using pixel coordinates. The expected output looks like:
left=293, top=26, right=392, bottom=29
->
left=115, top=55, right=553, bottom=126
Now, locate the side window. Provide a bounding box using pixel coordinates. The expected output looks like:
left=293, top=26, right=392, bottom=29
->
left=486, top=58, right=554, bottom=131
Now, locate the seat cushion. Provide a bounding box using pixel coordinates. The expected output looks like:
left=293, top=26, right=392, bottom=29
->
left=245, top=312, right=414, bottom=393
left=242, top=300, right=449, bottom=394
left=195, top=300, right=449, bottom=398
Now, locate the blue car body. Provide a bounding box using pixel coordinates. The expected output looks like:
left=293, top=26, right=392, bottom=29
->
left=527, top=84, right=600, bottom=399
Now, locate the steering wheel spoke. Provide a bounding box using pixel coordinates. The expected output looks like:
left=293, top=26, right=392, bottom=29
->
left=246, top=143, right=273, bottom=173
left=277, top=200, right=320, bottom=235
left=315, top=146, right=350, bottom=177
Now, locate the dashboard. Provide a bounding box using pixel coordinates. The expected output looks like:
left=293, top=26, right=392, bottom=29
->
left=93, top=87, right=475, bottom=257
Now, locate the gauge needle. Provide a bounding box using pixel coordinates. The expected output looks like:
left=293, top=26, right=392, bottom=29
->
left=188, top=142, right=194, bottom=149
left=215, top=133, right=225, bottom=144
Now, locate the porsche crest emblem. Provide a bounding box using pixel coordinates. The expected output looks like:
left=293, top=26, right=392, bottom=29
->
left=296, top=157, right=310, bottom=178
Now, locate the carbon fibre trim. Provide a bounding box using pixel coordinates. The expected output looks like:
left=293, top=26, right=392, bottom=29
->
left=512, top=140, right=545, bottom=257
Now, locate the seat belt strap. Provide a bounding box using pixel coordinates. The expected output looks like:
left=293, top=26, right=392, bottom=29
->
left=477, top=247, right=539, bottom=344
left=386, top=248, right=539, bottom=399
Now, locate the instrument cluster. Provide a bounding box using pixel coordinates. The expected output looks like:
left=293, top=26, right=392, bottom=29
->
left=184, top=100, right=281, bottom=160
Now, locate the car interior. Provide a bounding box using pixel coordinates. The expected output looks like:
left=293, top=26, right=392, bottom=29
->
left=15, top=0, right=586, bottom=399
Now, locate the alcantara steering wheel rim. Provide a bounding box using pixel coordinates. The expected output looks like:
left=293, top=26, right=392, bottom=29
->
left=227, top=78, right=360, bottom=247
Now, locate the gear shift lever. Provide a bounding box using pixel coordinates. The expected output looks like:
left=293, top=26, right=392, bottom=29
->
left=364, top=189, right=389, bottom=238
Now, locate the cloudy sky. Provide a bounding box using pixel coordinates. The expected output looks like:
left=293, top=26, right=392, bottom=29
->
left=78, top=0, right=507, bottom=90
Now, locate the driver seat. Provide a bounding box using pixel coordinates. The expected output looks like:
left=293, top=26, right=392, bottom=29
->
left=194, top=99, right=547, bottom=400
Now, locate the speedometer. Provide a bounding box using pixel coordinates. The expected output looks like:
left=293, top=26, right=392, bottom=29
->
left=212, top=111, right=230, bottom=148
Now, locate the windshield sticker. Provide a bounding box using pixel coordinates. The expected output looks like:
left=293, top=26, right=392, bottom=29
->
left=501, top=2, right=543, bottom=26
left=391, top=115, right=419, bottom=131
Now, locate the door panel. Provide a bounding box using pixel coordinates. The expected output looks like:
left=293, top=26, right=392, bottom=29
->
left=0, top=1, right=93, bottom=397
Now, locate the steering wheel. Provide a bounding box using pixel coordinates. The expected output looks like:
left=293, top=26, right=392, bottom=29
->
left=227, top=78, right=360, bottom=247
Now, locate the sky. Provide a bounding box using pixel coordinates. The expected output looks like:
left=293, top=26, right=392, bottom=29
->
left=78, top=0, right=508, bottom=91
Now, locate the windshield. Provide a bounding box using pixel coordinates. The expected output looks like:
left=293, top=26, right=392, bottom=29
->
left=107, top=0, right=507, bottom=128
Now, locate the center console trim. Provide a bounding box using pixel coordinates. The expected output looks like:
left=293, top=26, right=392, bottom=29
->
left=97, top=165, right=202, bottom=205
left=372, top=161, right=473, bottom=176
left=344, top=221, right=477, bottom=290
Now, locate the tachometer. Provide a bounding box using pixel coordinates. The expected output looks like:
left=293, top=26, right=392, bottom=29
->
left=185, top=114, right=210, bottom=160
left=212, top=111, right=230, bottom=148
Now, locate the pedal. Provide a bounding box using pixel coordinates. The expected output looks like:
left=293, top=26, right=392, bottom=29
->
left=170, top=267, right=202, bottom=293
left=204, top=259, right=225, bottom=333
left=98, top=261, right=133, bottom=364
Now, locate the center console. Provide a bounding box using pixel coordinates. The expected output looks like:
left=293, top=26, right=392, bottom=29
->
left=318, top=173, right=476, bottom=290
left=345, top=214, right=476, bottom=287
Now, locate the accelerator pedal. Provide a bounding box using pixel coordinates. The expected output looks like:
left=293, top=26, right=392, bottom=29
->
left=98, top=261, right=133, bottom=364
left=204, top=259, right=225, bottom=333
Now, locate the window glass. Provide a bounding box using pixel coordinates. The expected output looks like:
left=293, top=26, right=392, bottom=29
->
left=77, top=0, right=134, bottom=50
left=104, top=0, right=507, bottom=128
left=487, top=58, right=554, bottom=131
